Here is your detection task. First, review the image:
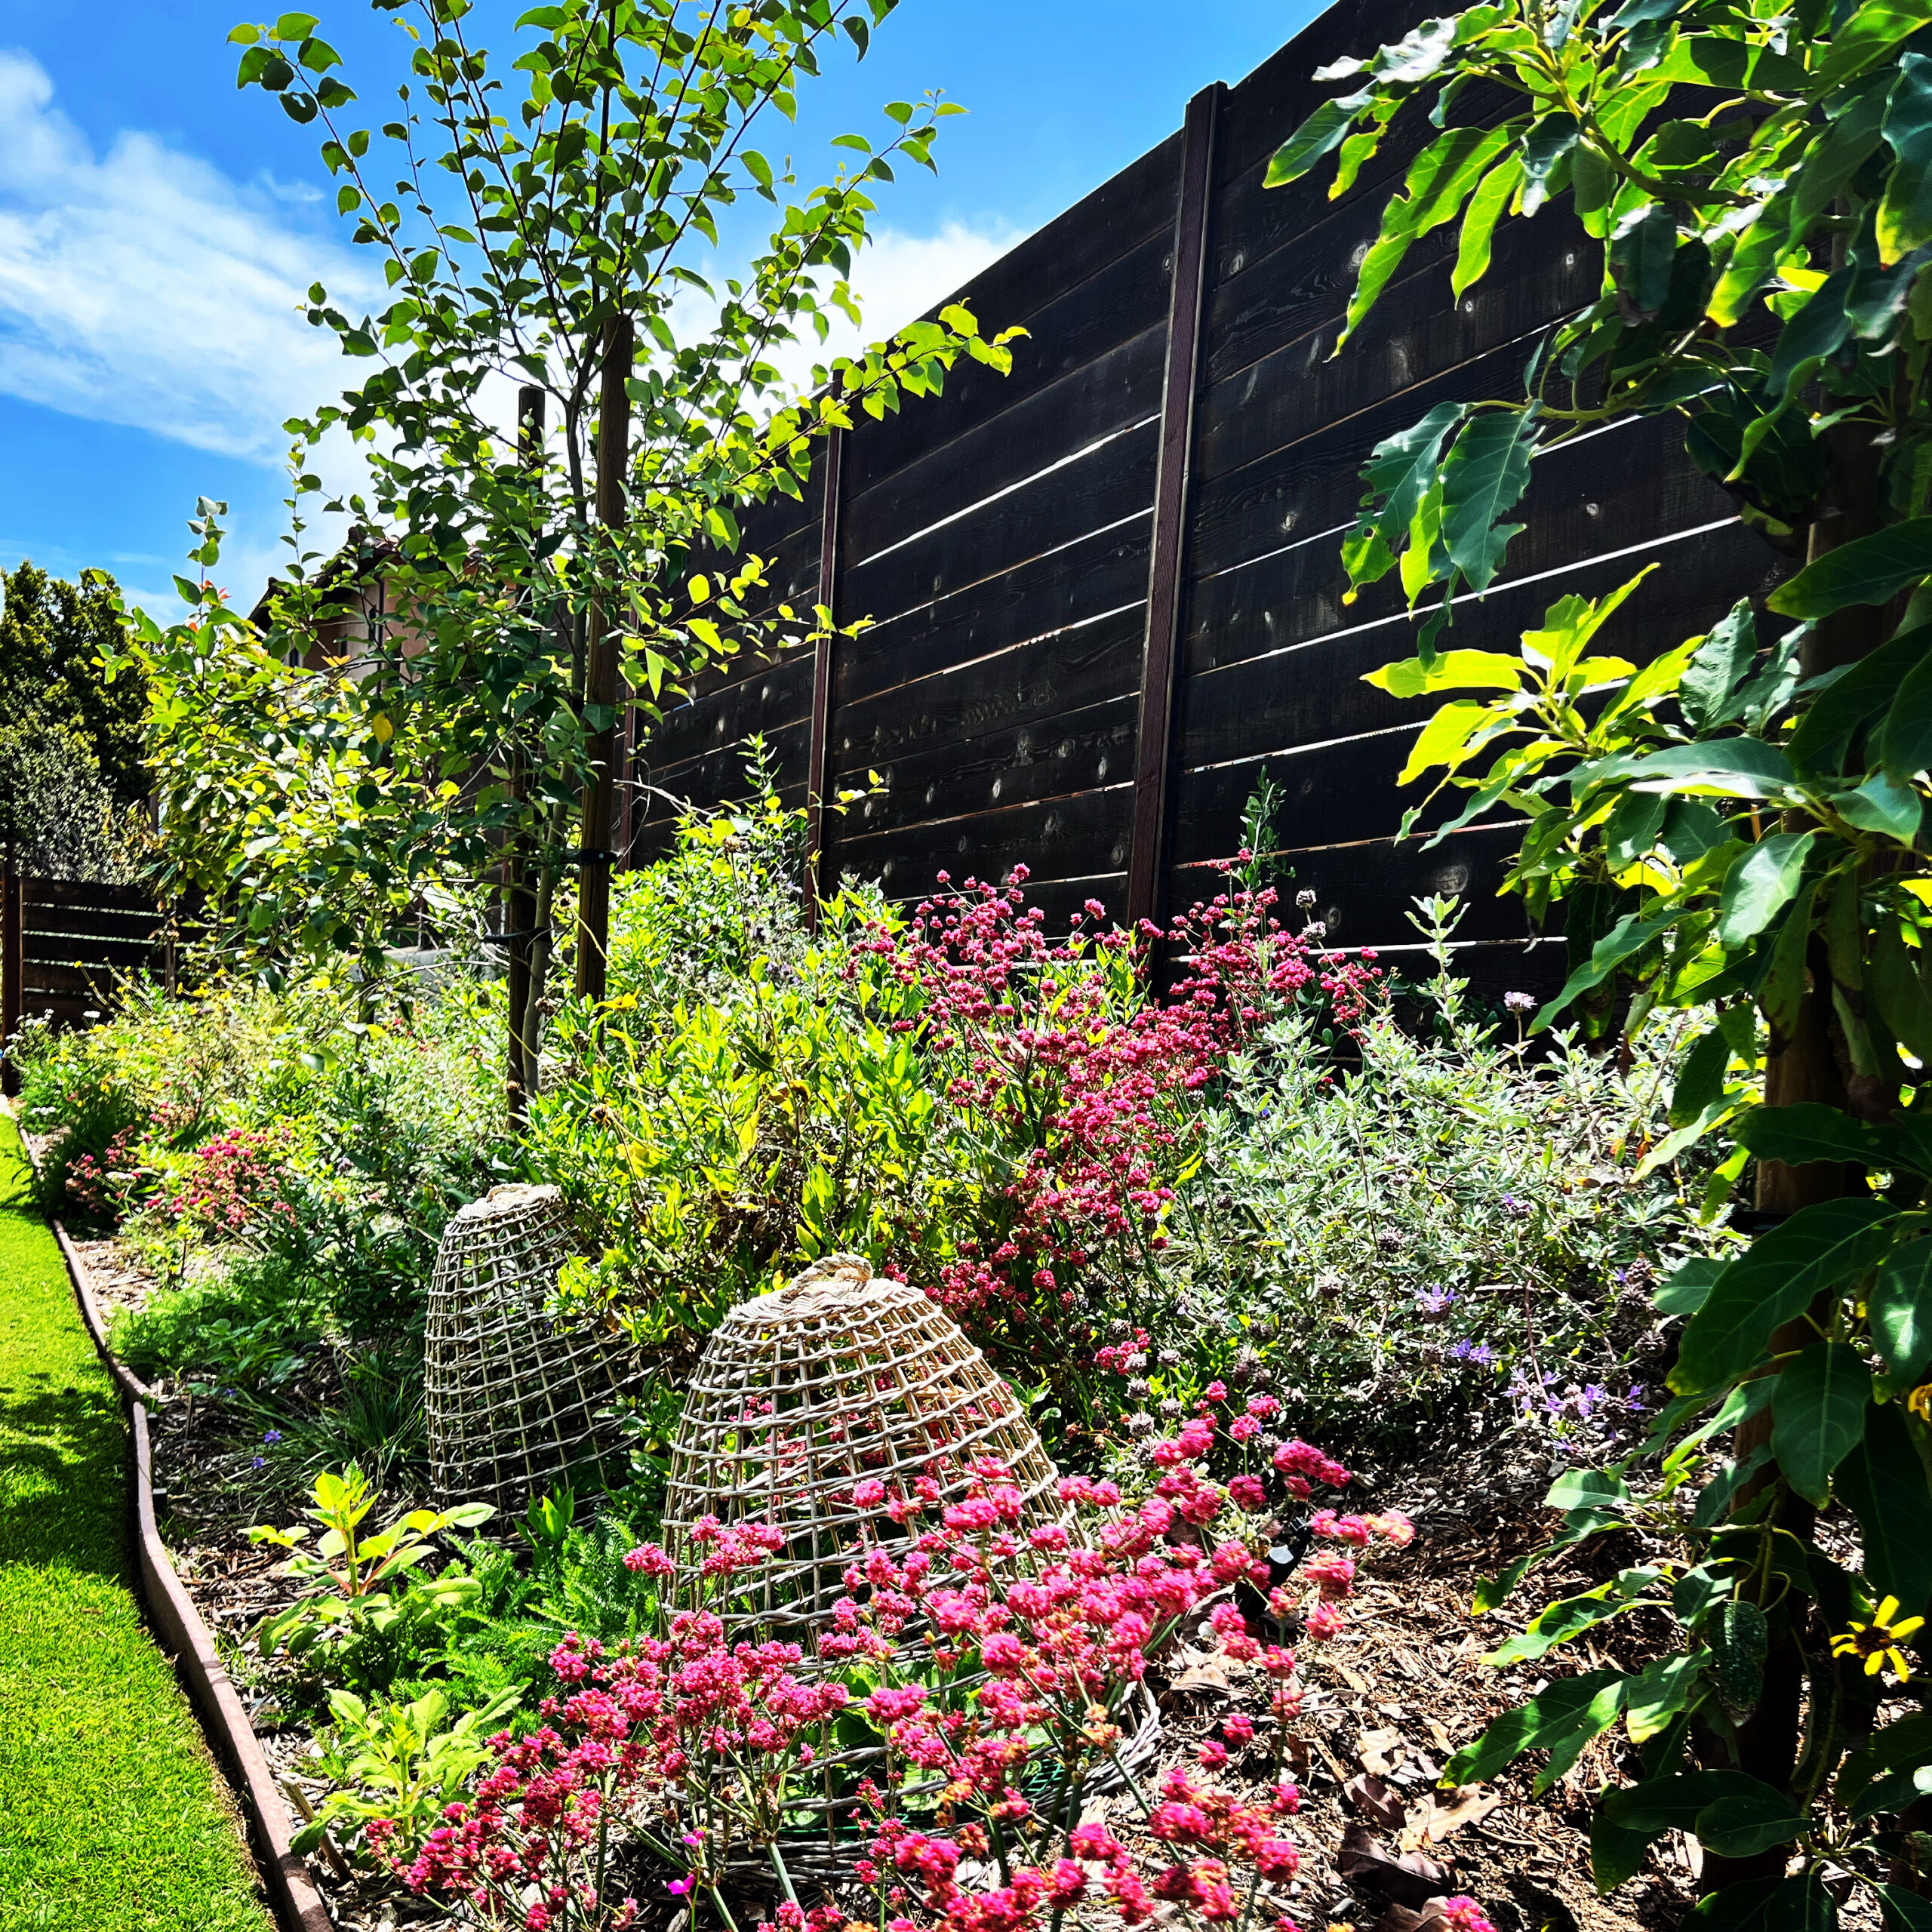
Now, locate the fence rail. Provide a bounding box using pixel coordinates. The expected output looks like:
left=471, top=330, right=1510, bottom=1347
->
left=2, top=875, right=172, bottom=1051
left=632, top=0, right=1788, bottom=994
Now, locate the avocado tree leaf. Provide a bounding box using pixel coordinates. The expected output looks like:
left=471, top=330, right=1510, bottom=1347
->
left=1880, top=641, right=1932, bottom=782
left=1694, top=1785, right=1806, bottom=1860
left=1838, top=1398, right=1932, bottom=1614
left=1770, top=1342, right=1872, bottom=1506
left=1442, top=1669, right=1630, bottom=1788
left=1717, top=833, right=1815, bottom=947
left=1734, top=1102, right=1900, bottom=1171
left=1871, top=1237, right=1932, bottom=1389
left=1767, top=518, right=1932, bottom=619
left=1680, top=601, right=1758, bottom=731
left=1440, top=409, right=1537, bottom=594
left=1878, top=52, right=1932, bottom=265
left=1672, top=1200, right=1899, bottom=1393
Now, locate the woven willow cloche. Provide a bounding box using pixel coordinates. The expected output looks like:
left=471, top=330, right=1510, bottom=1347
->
left=423, top=1183, right=642, bottom=1512
left=662, top=1254, right=1061, bottom=1647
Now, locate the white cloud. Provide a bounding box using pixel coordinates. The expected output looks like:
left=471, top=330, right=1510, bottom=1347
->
left=0, top=50, right=369, bottom=462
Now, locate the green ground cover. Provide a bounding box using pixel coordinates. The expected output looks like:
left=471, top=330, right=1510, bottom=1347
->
left=0, top=1113, right=268, bottom=1931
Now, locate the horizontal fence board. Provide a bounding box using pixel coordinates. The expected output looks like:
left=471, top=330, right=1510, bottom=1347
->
left=837, top=133, right=1183, bottom=496
left=25, top=936, right=162, bottom=973
left=639, top=652, right=816, bottom=774
left=828, top=691, right=1139, bottom=845
left=841, top=418, right=1159, bottom=630
left=1194, top=203, right=1596, bottom=490
left=832, top=783, right=1135, bottom=906
left=20, top=905, right=168, bottom=944
left=1181, top=416, right=1764, bottom=695
left=842, top=324, right=1166, bottom=568
left=1172, top=522, right=1780, bottom=788
left=25, top=961, right=130, bottom=997
left=635, top=718, right=811, bottom=822
left=835, top=520, right=1151, bottom=711
left=21, top=878, right=160, bottom=913
left=829, top=604, right=1146, bottom=780
left=843, top=230, right=1175, bottom=509
left=1188, top=337, right=1538, bottom=587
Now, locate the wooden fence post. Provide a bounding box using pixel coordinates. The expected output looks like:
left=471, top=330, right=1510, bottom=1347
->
left=804, top=426, right=846, bottom=929
left=1126, top=80, right=1223, bottom=932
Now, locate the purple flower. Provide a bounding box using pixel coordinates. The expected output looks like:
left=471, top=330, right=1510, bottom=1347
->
left=1415, top=1287, right=1455, bottom=1317
left=667, top=1879, right=693, bottom=1897
left=1448, top=1339, right=1495, bottom=1369
left=262, top=1429, right=281, bottom=1445
left=1503, top=991, right=1535, bottom=1014
left=251, top=1456, right=266, bottom=1469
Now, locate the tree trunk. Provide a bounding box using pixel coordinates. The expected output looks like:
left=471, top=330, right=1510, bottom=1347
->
left=574, top=314, right=632, bottom=1004
left=1702, top=418, right=1887, bottom=1896
left=506, top=383, right=545, bottom=1128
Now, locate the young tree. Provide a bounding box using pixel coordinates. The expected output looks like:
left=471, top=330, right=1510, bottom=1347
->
left=1272, top=0, right=1932, bottom=1913
left=118, top=0, right=1015, bottom=1114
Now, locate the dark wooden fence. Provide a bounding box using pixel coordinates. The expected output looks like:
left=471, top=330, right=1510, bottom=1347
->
left=2, top=875, right=171, bottom=1046
left=632, top=0, right=1786, bottom=992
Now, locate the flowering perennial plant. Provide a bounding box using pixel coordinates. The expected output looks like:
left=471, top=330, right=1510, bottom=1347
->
left=169, top=1124, right=303, bottom=1244
left=381, top=1402, right=1442, bottom=1932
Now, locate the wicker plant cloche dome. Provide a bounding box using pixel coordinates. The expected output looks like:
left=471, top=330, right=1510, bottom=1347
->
left=423, top=1182, right=644, bottom=1513
left=662, top=1253, right=1062, bottom=1647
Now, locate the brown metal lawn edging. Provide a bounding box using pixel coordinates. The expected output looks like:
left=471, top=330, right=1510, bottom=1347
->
left=45, top=1210, right=333, bottom=1932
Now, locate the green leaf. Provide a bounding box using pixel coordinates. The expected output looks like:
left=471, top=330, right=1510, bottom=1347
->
left=1364, top=646, right=1524, bottom=698
left=1453, top=156, right=1521, bottom=297
left=1266, top=91, right=1371, bottom=187
left=1441, top=409, right=1536, bottom=592
left=1874, top=1885, right=1932, bottom=1932
left=1838, top=1398, right=1932, bottom=1614
left=1872, top=1238, right=1932, bottom=1387
left=1878, top=54, right=1932, bottom=266
left=1672, top=1199, right=1898, bottom=1393
left=1680, top=601, right=1758, bottom=732
left=1358, top=401, right=1468, bottom=552
left=1819, top=0, right=1932, bottom=87
left=1611, top=202, right=1679, bottom=319
left=1442, top=1669, right=1631, bottom=1791
left=1872, top=923, right=1932, bottom=1060
left=1534, top=903, right=1680, bottom=1029
left=1656, top=1255, right=1727, bottom=1316
left=1593, top=1771, right=1760, bottom=1890
left=1880, top=638, right=1932, bottom=782
left=1770, top=1342, right=1872, bottom=1506
left=1768, top=518, right=1932, bottom=619
left=1734, top=1102, right=1899, bottom=1171
left=1787, top=620, right=1932, bottom=775
left=1695, top=1786, right=1804, bottom=1859
left=1718, top=833, right=1815, bottom=947
left=1580, top=738, right=1796, bottom=803
left=1670, top=1027, right=1733, bottom=1128
left=1760, top=878, right=1820, bottom=1039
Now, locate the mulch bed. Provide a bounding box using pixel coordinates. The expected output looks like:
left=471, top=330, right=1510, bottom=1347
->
left=80, top=1227, right=1698, bottom=1932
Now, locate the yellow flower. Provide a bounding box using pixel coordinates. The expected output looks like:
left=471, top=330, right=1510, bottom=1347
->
left=1830, top=1596, right=1927, bottom=1680
left=1909, top=1383, right=1932, bottom=1426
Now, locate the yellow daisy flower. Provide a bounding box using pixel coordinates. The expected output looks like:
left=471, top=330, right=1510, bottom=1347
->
left=1830, top=1596, right=1927, bottom=1680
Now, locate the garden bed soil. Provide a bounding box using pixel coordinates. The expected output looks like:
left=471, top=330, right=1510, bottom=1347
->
left=85, top=1228, right=1697, bottom=1932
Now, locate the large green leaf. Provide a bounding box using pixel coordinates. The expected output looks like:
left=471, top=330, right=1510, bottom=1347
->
left=1837, top=1398, right=1932, bottom=1614
left=1879, top=53, right=1932, bottom=266
left=1534, top=902, right=1680, bottom=1029
left=1579, top=737, right=1796, bottom=801
left=1694, top=1786, right=1806, bottom=1860
left=1442, top=1668, right=1630, bottom=1788
left=1734, top=1102, right=1900, bottom=1171
left=1679, top=601, right=1758, bottom=731
left=1441, top=409, right=1537, bottom=592
left=1872, top=1238, right=1932, bottom=1388
left=1592, top=1770, right=1764, bottom=1890
left=1669, top=1026, right=1733, bottom=1128
left=1266, top=89, right=1372, bottom=187
left=1832, top=771, right=1924, bottom=844
left=1717, top=832, right=1814, bottom=946
left=1770, top=1342, right=1872, bottom=1506
left=1787, top=620, right=1932, bottom=774
left=1767, top=518, right=1932, bottom=619
left=1875, top=1884, right=1932, bottom=1932
left=1819, top=0, right=1932, bottom=87
left=1880, top=637, right=1932, bottom=781
left=1452, top=155, right=1521, bottom=297
left=1871, top=923, right=1932, bottom=1060
left=1672, top=1199, right=1899, bottom=1393
left=1358, top=401, right=1467, bottom=552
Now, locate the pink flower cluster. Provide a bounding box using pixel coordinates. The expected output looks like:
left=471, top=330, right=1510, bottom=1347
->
left=65, top=1124, right=145, bottom=1221
left=851, top=866, right=1382, bottom=1352
left=169, top=1125, right=301, bottom=1243
left=383, top=1405, right=1457, bottom=1932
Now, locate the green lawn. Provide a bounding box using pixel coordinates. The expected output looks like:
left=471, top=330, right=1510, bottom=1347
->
left=0, top=1115, right=269, bottom=1932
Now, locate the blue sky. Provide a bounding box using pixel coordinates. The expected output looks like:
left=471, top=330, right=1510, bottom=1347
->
left=0, top=2, right=1317, bottom=614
